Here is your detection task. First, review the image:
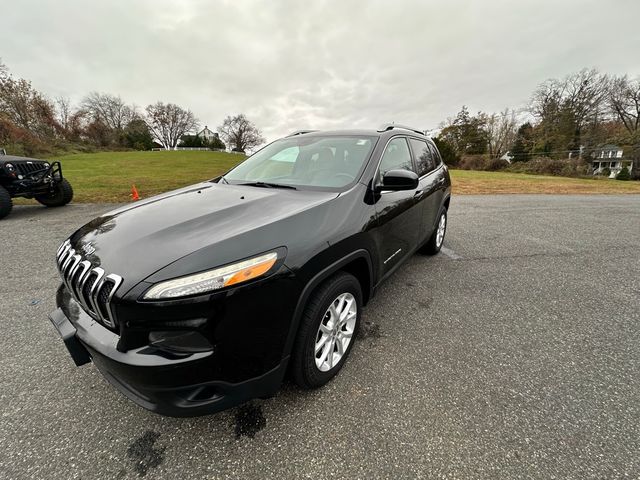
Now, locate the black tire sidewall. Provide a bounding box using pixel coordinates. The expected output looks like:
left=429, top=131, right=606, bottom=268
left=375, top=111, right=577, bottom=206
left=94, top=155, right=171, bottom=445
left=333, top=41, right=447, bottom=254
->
left=0, top=186, right=12, bottom=219
left=35, top=179, right=73, bottom=207
left=292, top=272, right=363, bottom=389
left=420, top=207, right=447, bottom=255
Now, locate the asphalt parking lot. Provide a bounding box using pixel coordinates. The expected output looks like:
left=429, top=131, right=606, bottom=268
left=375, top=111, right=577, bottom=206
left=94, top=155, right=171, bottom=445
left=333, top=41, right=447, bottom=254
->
left=1, top=195, right=639, bottom=479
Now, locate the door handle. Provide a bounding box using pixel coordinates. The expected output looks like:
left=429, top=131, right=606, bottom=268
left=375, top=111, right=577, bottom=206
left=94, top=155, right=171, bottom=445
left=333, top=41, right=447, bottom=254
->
left=436, top=178, right=445, bottom=185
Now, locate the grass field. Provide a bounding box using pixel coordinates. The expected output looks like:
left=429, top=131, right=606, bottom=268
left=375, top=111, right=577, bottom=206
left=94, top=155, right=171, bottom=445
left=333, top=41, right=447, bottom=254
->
left=450, top=169, right=640, bottom=194
left=20, top=150, right=639, bottom=203
left=48, top=150, right=245, bottom=202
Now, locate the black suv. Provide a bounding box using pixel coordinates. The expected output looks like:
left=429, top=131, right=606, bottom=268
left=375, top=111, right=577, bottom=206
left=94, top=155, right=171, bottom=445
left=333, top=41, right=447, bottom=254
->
left=49, top=125, right=451, bottom=416
left=0, top=149, right=74, bottom=219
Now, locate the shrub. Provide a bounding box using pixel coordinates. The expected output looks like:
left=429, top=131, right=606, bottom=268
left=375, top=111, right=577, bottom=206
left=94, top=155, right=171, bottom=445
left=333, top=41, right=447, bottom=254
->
left=505, top=157, right=588, bottom=177
left=616, top=167, right=631, bottom=180
left=601, top=167, right=611, bottom=177
left=458, top=155, right=485, bottom=170
left=484, top=158, right=509, bottom=171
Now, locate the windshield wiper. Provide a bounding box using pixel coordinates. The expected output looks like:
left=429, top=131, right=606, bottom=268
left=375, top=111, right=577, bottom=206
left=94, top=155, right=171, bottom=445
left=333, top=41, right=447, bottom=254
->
left=236, top=181, right=297, bottom=190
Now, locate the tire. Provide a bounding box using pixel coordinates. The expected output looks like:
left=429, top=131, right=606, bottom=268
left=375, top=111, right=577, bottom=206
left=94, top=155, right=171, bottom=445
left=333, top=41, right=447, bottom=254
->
left=291, top=272, right=363, bottom=389
left=420, top=207, right=447, bottom=255
left=35, top=178, right=74, bottom=207
left=0, top=186, right=13, bottom=219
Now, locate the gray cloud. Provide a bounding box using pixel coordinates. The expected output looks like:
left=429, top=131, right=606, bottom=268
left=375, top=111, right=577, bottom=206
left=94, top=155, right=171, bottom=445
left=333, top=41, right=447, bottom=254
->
left=2, top=0, right=639, bottom=141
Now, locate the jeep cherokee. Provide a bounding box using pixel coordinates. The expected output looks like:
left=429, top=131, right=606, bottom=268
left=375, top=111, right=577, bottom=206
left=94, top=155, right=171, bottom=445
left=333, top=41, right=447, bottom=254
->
left=49, top=125, right=451, bottom=416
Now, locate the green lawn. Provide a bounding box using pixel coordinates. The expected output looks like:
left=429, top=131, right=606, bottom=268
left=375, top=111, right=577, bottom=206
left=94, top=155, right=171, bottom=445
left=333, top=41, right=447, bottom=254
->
left=15, top=150, right=638, bottom=204
left=49, top=150, right=245, bottom=202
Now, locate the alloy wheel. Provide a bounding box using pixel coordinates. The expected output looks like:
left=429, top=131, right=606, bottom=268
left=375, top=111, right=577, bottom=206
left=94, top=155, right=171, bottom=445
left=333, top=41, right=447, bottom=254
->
left=436, top=213, right=446, bottom=248
left=314, top=292, right=357, bottom=372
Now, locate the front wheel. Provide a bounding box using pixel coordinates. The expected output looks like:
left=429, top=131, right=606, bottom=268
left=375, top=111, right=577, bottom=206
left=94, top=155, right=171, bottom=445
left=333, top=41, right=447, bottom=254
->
left=291, top=272, right=362, bottom=389
left=420, top=208, right=447, bottom=255
left=35, top=178, right=74, bottom=207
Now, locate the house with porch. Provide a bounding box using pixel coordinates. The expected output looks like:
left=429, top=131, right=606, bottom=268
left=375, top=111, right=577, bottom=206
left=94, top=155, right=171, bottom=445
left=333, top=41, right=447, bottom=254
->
left=589, top=145, right=633, bottom=177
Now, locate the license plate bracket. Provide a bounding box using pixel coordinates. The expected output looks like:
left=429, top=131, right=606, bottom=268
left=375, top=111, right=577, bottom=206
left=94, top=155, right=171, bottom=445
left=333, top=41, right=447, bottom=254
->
left=48, top=308, right=91, bottom=366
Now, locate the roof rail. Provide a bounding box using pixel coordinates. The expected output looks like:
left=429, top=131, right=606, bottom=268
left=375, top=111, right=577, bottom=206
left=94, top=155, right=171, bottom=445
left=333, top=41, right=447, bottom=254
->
left=286, top=130, right=318, bottom=137
left=377, top=124, right=425, bottom=136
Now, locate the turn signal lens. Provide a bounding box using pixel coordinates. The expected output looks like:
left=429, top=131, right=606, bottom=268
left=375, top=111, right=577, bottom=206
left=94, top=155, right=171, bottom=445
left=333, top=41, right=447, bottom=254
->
left=143, top=252, right=278, bottom=300
left=225, top=257, right=276, bottom=286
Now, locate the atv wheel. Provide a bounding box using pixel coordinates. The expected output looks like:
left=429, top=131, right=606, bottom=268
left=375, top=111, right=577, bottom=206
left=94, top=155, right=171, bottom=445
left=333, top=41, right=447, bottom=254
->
left=35, top=179, right=74, bottom=207
left=0, top=186, right=12, bottom=219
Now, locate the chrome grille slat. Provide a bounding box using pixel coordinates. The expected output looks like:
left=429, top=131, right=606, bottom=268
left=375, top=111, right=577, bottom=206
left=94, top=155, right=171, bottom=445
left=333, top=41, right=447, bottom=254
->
left=71, top=261, right=92, bottom=311
left=55, top=241, right=123, bottom=331
left=88, top=267, right=106, bottom=321
left=64, top=255, right=82, bottom=292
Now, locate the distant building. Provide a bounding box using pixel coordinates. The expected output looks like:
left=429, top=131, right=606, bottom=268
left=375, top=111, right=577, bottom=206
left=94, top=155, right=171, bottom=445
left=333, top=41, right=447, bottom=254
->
left=589, top=145, right=633, bottom=177
left=197, top=126, right=219, bottom=142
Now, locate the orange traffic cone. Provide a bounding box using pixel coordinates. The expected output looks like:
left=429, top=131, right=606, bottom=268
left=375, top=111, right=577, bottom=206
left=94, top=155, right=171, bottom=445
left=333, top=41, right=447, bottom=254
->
left=131, top=184, right=140, bottom=201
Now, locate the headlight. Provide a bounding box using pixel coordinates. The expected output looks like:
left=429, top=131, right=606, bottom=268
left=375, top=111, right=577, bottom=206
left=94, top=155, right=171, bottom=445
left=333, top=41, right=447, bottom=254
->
left=43, top=162, right=50, bottom=168
left=5, top=163, right=14, bottom=171
left=143, top=251, right=278, bottom=300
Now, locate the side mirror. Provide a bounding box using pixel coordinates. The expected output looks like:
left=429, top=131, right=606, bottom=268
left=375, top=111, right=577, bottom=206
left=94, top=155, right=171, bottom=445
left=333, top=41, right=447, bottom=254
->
left=377, top=169, right=419, bottom=192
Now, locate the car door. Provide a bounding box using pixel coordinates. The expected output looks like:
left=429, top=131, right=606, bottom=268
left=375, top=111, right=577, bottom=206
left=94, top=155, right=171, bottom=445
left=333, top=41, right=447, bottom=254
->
left=373, top=136, right=422, bottom=277
left=408, top=138, right=444, bottom=244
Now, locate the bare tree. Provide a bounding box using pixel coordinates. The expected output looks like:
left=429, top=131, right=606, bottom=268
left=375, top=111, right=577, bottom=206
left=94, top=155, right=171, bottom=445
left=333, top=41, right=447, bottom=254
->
left=485, top=109, right=518, bottom=158
left=0, top=75, right=57, bottom=138
left=217, top=114, right=265, bottom=152
left=530, top=68, right=609, bottom=152
left=144, top=102, right=198, bottom=150
left=81, top=92, right=137, bottom=130
left=608, top=75, right=640, bottom=137
left=55, top=96, right=73, bottom=132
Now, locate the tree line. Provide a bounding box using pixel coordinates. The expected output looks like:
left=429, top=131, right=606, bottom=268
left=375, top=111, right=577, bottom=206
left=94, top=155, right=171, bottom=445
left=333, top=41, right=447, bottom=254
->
left=435, top=68, right=640, bottom=177
left=0, top=59, right=264, bottom=156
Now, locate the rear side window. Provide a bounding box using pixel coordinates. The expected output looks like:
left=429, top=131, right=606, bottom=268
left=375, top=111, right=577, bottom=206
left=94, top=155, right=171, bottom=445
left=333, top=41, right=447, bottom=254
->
left=379, top=137, right=414, bottom=180
left=428, top=142, right=442, bottom=167
left=408, top=138, right=435, bottom=176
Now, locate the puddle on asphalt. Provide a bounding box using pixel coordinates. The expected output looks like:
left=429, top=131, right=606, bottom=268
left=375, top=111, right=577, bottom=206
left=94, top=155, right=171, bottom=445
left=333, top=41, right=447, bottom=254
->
left=234, top=403, right=266, bottom=438
left=126, top=430, right=166, bottom=477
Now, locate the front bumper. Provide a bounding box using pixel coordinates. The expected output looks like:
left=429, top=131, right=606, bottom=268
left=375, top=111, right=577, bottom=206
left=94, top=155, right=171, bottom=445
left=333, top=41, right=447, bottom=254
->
left=48, top=274, right=297, bottom=416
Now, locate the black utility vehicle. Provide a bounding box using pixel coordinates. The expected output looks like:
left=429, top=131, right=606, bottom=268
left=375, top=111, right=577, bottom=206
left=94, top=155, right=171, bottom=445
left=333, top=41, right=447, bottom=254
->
left=49, top=125, right=451, bottom=416
left=0, top=149, right=74, bottom=219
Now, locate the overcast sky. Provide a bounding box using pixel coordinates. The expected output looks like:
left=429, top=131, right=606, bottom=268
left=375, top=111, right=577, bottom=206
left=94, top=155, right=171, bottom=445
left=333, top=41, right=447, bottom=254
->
left=2, top=0, right=639, bottom=141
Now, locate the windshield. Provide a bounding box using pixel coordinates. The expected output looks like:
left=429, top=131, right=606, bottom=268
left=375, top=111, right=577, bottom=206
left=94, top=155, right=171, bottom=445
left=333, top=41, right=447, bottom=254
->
left=223, top=135, right=377, bottom=189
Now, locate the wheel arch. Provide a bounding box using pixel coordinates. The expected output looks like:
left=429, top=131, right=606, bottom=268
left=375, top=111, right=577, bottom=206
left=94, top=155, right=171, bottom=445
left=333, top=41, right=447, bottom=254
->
left=283, top=249, right=373, bottom=357
left=443, top=194, right=451, bottom=211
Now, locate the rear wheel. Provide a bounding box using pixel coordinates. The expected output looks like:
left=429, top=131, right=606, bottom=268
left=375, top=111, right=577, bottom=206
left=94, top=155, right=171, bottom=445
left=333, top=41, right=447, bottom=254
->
left=0, top=186, right=12, bottom=219
left=35, top=178, right=74, bottom=207
left=291, top=272, right=362, bottom=389
left=420, top=208, right=447, bottom=255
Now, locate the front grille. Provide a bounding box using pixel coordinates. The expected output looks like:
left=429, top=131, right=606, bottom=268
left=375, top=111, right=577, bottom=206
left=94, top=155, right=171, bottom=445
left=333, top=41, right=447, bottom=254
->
left=56, top=240, right=123, bottom=331
left=16, top=162, right=47, bottom=176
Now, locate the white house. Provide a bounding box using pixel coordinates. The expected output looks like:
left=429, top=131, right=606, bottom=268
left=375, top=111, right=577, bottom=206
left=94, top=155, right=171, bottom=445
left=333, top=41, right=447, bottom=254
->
left=197, top=126, right=219, bottom=142
left=590, top=145, right=632, bottom=178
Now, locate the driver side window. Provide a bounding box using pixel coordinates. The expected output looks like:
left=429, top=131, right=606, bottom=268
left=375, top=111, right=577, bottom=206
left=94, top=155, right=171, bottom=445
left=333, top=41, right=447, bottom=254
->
left=378, top=137, right=414, bottom=182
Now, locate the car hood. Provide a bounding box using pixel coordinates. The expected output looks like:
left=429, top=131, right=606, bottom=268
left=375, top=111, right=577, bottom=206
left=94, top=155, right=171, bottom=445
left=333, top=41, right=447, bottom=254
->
left=68, top=182, right=339, bottom=292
